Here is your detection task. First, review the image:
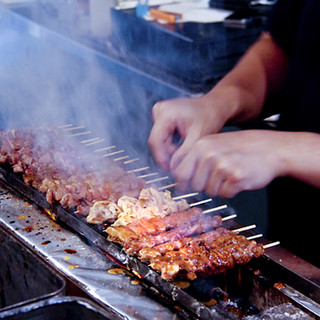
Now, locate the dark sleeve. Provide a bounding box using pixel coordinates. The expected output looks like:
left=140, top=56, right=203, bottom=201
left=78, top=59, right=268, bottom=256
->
left=268, top=0, right=303, bottom=56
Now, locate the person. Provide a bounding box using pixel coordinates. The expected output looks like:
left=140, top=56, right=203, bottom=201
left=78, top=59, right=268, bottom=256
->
left=148, top=0, right=320, bottom=267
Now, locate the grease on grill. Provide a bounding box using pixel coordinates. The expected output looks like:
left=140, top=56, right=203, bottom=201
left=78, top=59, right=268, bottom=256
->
left=171, top=280, right=190, bottom=289
left=108, top=268, right=127, bottom=275
left=22, top=226, right=34, bottom=232
left=274, top=282, right=285, bottom=290
left=64, top=248, right=77, bottom=254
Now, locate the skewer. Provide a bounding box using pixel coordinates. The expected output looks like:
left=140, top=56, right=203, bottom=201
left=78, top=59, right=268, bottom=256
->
left=263, top=241, right=280, bottom=249
left=145, top=176, right=169, bottom=184
left=102, top=150, right=124, bottom=157
left=221, top=213, right=237, bottom=221
left=114, top=156, right=130, bottom=162
left=85, top=139, right=106, bottom=146
left=189, top=198, right=212, bottom=207
left=81, top=137, right=106, bottom=146
left=63, top=125, right=86, bottom=131
left=247, top=234, right=263, bottom=240
left=70, top=131, right=92, bottom=137
left=58, top=124, right=73, bottom=128
left=158, top=183, right=177, bottom=190
left=138, top=172, right=159, bottom=179
left=203, top=204, right=228, bottom=214
left=232, top=224, right=256, bottom=233
left=172, top=192, right=199, bottom=200
left=123, top=158, right=140, bottom=165
left=127, top=166, right=150, bottom=173
left=81, top=137, right=101, bottom=144
left=95, top=146, right=116, bottom=153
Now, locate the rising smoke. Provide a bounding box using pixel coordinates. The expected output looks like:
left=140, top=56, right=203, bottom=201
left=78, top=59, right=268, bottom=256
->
left=0, top=2, right=161, bottom=168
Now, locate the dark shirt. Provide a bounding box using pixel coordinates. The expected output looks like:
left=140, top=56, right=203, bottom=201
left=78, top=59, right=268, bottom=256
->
left=265, top=0, right=320, bottom=267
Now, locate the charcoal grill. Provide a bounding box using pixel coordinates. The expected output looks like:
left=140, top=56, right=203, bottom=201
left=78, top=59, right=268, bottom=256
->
left=1, top=160, right=320, bottom=320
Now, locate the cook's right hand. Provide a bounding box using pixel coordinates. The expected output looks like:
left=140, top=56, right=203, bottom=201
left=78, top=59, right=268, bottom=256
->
left=148, top=96, right=225, bottom=171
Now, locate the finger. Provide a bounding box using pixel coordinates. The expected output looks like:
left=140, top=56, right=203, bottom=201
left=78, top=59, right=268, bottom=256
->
left=171, top=152, right=197, bottom=193
left=204, top=167, right=226, bottom=198
left=148, top=121, right=177, bottom=171
left=190, top=158, right=212, bottom=193
left=170, top=125, right=203, bottom=171
left=218, top=180, right=241, bottom=198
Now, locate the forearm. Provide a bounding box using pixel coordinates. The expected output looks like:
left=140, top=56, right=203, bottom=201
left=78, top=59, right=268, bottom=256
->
left=278, top=131, right=320, bottom=188
left=201, top=32, right=289, bottom=125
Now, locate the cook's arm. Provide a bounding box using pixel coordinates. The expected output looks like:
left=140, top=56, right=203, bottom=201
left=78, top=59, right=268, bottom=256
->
left=149, top=32, right=289, bottom=170
left=202, top=32, right=289, bottom=125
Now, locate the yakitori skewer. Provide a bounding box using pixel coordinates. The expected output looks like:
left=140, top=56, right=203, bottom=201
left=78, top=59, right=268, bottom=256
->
left=83, top=138, right=106, bottom=146
left=202, top=204, right=228, bottom=214
left=158, top=183, right=177, bottom=190
left=138, top=172, right=159, bottom=179
left=127, top=166, right=150, bottom=173
left=102, top=150, right=124, bottom=157
left=145, top=176, right=169, bottom=184
left=63, top=125, right=86, bottom=131
left=247, top=234, right=263, bottom=241
left=70, top=131, right=92, bottom=137
left=114, top=156, right=130, bottom=162
left=189, top=198, right=212, bottom=207
left=123, top=158, right=140, bottom=165
left=94, top=145, right=116, bottom=153
left=263, top=241, right=280, bottom=249
left=232, top=224, right=256, bottom=233
left=172, top=192, right=199, bottom=200
left=221, top=213, right=237, bottom=221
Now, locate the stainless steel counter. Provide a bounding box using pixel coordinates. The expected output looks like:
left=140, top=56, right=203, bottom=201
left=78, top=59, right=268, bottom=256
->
left=0, top=183, right=184, bottom=320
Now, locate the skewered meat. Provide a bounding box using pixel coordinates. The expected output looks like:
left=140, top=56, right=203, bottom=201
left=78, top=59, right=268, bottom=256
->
left=87, top=187, right=190, bottom=226
left=0, top=127, right=265, bottom=282
left=125, top=214, right=223, bottom=254
left=138, top=227, right=232, bottom=260
left=106, top=207, right=203, bottom=244
left=148, top=234, right=264, bottom=281
left=0, top=127, right=145, bottom=215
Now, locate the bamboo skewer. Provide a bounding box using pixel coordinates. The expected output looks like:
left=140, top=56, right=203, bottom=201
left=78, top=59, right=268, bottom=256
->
left=70, top=131, right=92, bottom=137
left=232, top=224, right=256, bottom=233
left=189, top=198, right=212, bottom=207
left=202, top=205, right=228, bottom=214
left=123, top=158, right=140, bottom=165
left=247, top=234, right=263, bottom=241
left=102, top=150, right=124, bottom=157
left=221, top=213, right=237, bottom=221
left=138, top=172, right=159, bottom=179
left=95, top=146, right=116, bottom=153
left=58, top=124, right=73, bottom=128
left=158, top=183, right=177, bottom=190
left=84, top=138, right=106, bottom=146
left=63, top=125, right=86, bottom=131
left=172, top=192, right=199, bottom=200
left=263, top=241, right=280, bottom=249
left=114, top=156, right=130, bottom=162
left=145, top=176, right=169, bottom=184
left=127, top=166, right=150, bottom=173
left=81, top=137, right=101, bottom=144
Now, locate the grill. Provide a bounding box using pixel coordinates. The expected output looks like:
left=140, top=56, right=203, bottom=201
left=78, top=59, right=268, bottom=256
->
left=0, top=129, right=320, bottom=320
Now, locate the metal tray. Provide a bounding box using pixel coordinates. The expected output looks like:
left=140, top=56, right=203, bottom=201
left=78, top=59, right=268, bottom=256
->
left=0, top=296, right=123, bottom=320
left=0, top=227, right=65, bottom=312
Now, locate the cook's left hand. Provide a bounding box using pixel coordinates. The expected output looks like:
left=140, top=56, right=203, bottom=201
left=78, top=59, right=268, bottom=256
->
left=170, top=129, right=286, bottom=198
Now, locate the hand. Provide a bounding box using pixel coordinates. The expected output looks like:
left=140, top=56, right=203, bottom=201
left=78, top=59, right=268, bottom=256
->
left=170, top=130, right=287, bottom=198
left=148, top=96, right=227, bottom=171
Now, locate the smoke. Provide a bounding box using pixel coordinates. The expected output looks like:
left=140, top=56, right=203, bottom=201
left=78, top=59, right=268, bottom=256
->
left=0, top=3, right=163, bottom=169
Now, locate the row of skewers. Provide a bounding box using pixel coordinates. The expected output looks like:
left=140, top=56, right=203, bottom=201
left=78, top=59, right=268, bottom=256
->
left=0, top=124, right=279, bottom=282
